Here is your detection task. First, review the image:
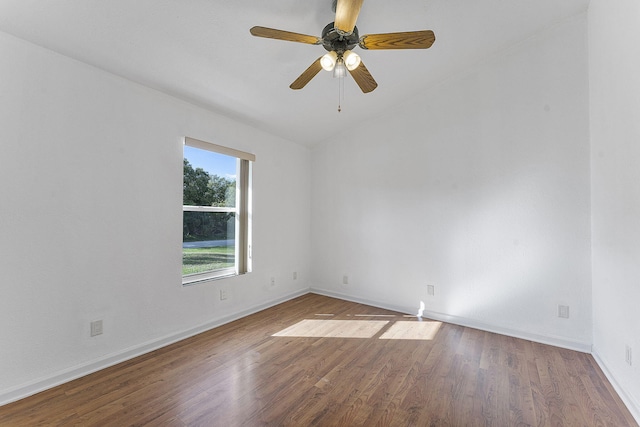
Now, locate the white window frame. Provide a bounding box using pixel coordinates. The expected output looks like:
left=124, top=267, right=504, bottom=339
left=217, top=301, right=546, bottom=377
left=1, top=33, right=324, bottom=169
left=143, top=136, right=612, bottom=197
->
left=182, top=137, right=254, bottom=285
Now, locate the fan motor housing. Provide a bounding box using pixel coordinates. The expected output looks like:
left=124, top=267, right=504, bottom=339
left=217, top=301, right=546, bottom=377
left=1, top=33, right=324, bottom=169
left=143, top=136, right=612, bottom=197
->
left=321, top=22, right=359, bottom=53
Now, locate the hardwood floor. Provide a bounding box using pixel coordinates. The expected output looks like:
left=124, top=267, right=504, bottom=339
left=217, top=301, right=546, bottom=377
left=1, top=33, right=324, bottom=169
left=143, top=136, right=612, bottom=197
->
left=1, top=293, right=637, bottom=426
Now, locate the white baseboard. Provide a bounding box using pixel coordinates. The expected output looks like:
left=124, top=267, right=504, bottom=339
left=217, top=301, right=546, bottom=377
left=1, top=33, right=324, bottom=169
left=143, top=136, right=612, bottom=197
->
left=592, top=348, right=640, bottom=425
left=310, top=287, right=592, bottom=353
left=0, top=288, right=309, bottom=407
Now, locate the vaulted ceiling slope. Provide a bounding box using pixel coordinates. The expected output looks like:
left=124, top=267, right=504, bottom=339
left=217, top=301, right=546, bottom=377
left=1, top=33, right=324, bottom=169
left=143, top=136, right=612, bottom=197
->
left=0, top=0, right=590, bottom=146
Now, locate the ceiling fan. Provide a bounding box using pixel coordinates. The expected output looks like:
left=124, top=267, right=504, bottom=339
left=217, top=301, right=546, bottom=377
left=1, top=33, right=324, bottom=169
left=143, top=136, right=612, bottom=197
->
left=249, top=0, right=435, bottom=93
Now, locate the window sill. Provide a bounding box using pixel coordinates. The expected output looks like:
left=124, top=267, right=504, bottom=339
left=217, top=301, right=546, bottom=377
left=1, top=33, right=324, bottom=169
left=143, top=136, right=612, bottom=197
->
left=182, top=269, right=237, bottom=286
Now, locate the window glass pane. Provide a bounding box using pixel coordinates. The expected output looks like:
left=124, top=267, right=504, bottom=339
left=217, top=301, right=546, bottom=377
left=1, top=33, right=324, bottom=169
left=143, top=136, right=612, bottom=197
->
left=183, top=146, right=236, bottom=207
left=183, top=211, right=236, bottom=276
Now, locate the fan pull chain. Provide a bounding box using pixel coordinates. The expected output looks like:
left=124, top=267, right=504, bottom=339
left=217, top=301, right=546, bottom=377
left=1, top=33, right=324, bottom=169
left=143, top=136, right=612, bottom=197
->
left=337, top=76, right=344, bottom=112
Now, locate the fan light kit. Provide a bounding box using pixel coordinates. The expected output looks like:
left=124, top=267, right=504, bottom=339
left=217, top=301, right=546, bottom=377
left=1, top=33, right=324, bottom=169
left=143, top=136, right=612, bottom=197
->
left=250, top=0, right=436, bottom=111
left=321, top=50, right=361, bottom=73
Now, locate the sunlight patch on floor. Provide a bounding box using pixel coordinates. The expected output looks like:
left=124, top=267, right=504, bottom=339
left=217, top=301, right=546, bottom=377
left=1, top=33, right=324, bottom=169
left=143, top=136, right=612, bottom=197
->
left=378, top=321, right=442, bottom=340
left=273, top=319, right=389, bottom=338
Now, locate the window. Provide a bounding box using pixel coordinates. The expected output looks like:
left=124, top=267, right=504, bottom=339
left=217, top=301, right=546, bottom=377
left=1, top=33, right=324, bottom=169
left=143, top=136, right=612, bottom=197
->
left=183, top=137, right=254, bottom=284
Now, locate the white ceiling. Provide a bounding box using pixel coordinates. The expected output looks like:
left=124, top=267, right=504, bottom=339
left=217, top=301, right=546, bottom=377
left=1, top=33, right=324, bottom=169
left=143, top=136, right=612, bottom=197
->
left=0, top=0, right=589, bottom=146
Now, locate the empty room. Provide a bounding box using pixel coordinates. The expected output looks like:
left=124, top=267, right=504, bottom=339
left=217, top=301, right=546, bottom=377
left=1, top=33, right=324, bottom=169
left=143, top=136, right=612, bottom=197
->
left=0, top=0, right=639, bottom=425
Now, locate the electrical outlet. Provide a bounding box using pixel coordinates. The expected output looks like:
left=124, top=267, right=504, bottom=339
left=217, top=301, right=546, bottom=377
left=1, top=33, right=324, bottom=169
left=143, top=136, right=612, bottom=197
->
left=558, top=305, right=570, bottom=319
left=427, top=285, right=435, bottom=296
left=90, top=320, right=103, bottom=337
left=626, top=345, right=633, bottom=366
left=293, top=271, right=298, bottom=280
left=343, top=275, right=349, bottom=285
left=220, top=289, right=228, bottom=300
left=270, top=277, right=275, bottom=287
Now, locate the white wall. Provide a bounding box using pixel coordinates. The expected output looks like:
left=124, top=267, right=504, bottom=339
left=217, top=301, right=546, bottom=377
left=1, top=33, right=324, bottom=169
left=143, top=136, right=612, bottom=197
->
left=311, top=15, right=592, bottom=350
left=0, top=31, right=311, bottom=403
left=589, top=0, right=640, bottom=419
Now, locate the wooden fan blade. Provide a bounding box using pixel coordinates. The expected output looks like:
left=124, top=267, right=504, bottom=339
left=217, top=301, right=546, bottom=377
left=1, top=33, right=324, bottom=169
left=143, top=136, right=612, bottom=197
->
left=348, top=60, right=377, bottom=93
left=250, top=26, right=321, bottom=45
left=290, top=57, right=324, bottom=90
left=334, top=0, right=364, bottom=35
left=359, top=30, right=435, bottom=50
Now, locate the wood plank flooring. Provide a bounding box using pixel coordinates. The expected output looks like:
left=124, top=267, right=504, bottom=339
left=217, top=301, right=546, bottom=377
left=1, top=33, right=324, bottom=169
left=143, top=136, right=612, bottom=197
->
left=0, top=293, right=637, bottom=426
